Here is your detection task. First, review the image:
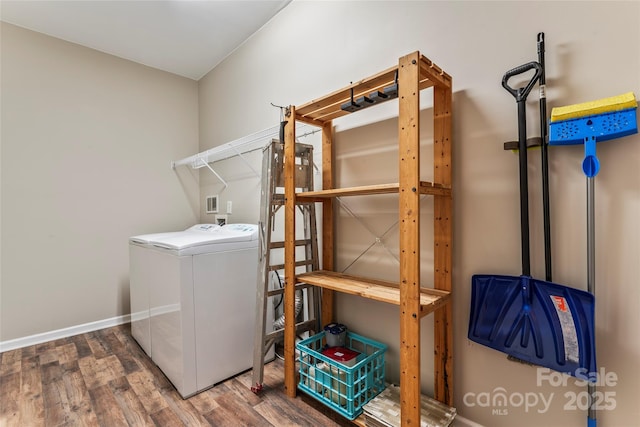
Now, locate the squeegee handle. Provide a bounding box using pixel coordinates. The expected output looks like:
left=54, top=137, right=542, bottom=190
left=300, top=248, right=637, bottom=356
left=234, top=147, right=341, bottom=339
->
left=502, top=61, right=542, bottom=102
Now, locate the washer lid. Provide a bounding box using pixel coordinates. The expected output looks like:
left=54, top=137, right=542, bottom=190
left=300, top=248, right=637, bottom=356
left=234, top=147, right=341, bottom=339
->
left=130, top=231, right=182, bottom=245
left=151, top=223, right=258, bottom=250
left=129, top=224, right=220, bottom=245
left=185, top=224, right=221, bottom=233
left=218, top=223, right=259, bottom=240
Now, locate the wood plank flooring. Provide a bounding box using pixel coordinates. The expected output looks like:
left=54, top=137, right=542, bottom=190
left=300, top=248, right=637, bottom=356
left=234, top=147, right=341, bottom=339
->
left=0, top=324, right=353, bottom=427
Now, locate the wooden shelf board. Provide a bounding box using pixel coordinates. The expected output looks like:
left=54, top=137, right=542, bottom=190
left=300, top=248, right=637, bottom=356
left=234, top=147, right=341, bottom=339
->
left=296, top=182, right=451, bottom=201
left=294, top=53, right=450, bottom=124
left=419, top=54, right=452, bottom=89
left=296, top=270, right=450, bottom=316
left=295, top=66, right=397, bottom=120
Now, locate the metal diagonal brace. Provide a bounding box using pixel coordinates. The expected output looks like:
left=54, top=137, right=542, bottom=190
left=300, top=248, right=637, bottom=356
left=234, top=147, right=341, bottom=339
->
left=337, top=197, right=401, bottom=272
left=338, top=195, right=431, bottom=273
left=230, top=145, right=261, bottom=178
left=198, top=158, right=228, bottom=189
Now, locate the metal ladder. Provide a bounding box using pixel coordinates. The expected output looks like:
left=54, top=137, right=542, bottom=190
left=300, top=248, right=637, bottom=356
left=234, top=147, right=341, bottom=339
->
left=251, top=139, right=322, bottom=393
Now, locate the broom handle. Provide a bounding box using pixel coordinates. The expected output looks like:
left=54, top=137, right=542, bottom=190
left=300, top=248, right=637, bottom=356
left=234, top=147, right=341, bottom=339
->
left=538, top=32, right=553, bottom=282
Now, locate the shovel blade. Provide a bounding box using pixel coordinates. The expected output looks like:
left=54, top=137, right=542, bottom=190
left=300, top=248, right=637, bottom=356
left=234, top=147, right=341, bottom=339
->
left=468, top=274, right=596, bottom=379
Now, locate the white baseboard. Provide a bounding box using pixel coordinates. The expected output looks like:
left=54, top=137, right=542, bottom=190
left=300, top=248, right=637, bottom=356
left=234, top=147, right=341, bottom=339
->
left=0, top=314, right=131, bottom=353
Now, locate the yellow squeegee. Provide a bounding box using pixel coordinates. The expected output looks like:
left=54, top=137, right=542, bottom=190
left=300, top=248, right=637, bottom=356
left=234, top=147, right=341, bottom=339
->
left=550, top=91, right=637, bottom=122
left=549, top=92, right=637, bottom=176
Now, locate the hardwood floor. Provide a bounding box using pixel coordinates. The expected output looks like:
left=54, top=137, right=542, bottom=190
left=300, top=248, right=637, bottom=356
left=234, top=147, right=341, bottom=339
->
left=0, top=324, right=353, bottom=427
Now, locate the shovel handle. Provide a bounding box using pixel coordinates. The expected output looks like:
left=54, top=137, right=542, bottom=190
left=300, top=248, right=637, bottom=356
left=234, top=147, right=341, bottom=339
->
left=502, top=61, right=542, bottom=102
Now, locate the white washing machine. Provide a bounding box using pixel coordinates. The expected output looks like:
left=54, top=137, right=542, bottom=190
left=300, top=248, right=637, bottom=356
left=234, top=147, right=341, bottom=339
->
left=129, top=224, right=221, bottom=356
left=129, top=223, right=270, bottom=398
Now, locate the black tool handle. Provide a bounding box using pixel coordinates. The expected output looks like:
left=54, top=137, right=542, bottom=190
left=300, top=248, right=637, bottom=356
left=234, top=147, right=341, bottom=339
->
left=502, top=61, right=542, bottom=102
left=279, top=120, right=287, bottom=143
left=505, top=61, right=542, bottom=277
left=537, top=32, right=552, bottom=282
left=517, top=97, right=531, bottom=277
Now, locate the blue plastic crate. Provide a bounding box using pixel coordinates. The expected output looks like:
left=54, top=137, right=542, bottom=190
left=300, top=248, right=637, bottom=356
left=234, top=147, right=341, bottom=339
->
left=296, top=331, right=386, bottom=420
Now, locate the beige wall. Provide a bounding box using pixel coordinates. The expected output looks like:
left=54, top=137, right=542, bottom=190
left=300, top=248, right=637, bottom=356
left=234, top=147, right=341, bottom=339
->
left=198, top=1, right=640, bottom=426
left=1, top=23, right=200, bottom=341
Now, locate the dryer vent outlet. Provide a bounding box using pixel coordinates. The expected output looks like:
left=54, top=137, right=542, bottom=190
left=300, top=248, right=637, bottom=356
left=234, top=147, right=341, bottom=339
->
left=206, top=195, right=219, bottom=214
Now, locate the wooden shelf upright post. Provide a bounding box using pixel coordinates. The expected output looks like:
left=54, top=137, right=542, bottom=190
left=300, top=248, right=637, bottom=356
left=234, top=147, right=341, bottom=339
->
left=283, top=105, right=297, bottom=397
left=321, top=120, right=336, bottom=328
left=398, top=51, right=422, bottom=426
left=433, top=78, right=454, bottom=406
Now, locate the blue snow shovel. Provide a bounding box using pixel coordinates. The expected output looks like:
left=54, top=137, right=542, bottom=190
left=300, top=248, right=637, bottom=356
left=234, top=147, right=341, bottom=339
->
left=468, top=51, right=597, bottom=381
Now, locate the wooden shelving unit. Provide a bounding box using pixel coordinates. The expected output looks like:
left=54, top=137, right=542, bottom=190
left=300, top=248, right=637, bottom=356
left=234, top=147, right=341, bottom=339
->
left=282, top=51, right=453, bottom=426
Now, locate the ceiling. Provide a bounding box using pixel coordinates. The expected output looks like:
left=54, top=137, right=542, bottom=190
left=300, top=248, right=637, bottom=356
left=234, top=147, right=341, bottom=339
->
left=0, top=0, right=292, bottom=80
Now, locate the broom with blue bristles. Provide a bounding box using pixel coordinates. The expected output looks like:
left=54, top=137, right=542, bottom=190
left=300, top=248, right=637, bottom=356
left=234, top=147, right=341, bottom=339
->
left=549, top=92, right=638, bottom=427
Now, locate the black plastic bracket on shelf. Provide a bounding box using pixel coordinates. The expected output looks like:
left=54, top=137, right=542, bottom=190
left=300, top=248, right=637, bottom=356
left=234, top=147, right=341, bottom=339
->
left=340, top=72, right=399, bottom=113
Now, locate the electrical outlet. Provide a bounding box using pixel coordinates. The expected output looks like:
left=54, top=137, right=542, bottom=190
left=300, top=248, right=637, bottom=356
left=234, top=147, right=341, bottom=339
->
left=226, top=201, right=232, bottom=214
